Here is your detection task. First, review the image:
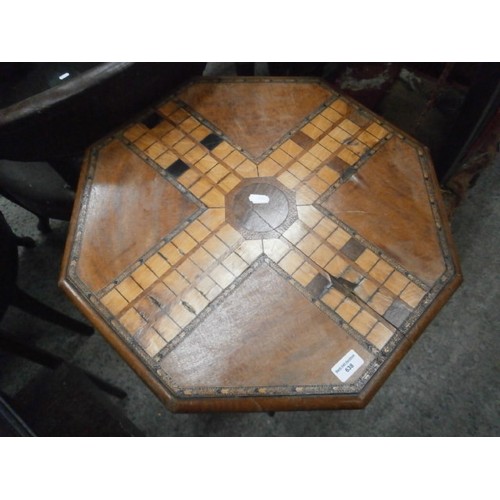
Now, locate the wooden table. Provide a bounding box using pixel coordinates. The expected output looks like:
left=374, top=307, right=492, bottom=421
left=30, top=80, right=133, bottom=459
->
left=60, top=77, right=462, bottom=412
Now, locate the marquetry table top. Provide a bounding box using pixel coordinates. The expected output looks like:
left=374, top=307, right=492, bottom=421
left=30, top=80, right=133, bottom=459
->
left=60, top=77, right=461, bottom=412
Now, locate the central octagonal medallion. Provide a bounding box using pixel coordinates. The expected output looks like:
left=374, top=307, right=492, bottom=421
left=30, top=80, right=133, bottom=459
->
left=226, top=177, right=297, bottom=240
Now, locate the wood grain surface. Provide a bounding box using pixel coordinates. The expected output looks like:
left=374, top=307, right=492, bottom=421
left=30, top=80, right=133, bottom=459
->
left=60, top=77, right=461, bottom=412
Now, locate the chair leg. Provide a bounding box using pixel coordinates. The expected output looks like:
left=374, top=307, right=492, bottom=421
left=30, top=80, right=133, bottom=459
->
left=15, top=235, right=36, bottom=248
left=36, top=216, right=51, bottom=233
left=0, top=333, right=127, bottom=399
left=11, top=287, right=94, bottom=336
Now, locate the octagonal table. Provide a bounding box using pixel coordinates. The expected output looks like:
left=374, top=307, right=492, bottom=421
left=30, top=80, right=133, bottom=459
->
left=60, top=77, right=462, bottom=412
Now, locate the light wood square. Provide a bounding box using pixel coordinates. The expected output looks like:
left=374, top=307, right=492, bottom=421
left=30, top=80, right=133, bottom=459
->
left=336, top=298, right=360, bottom=322
left=177, top=168, right=200, bottom=188
left=224, top=150, right=246, bottom=168
left=353, top=278, right=378, bottom=302
left=120, top=308, right=146, bottom=334
left=258, top=158, right=281, bottom=177
left=319, top=135, right=341, bottom=153
left=210, top=264, right=235, bottom=288
left=145, top=253, right=171, bottom=278
left=400, top=282, right=426, bottom=308
left=384, top=271, right=410, bottom=295
left=145, top=141, right=167, bottom=160
left=183, top=288, right=209, bottom=315
left=309, top=143, right=331, bottom=161
left=297, top=232, right=322, bottom=256
left=313, top=217, right=337, bottom=239
left=186, top=220, right=211, bottom=242
left=217, top=224, right=242, bottom=247
left=277, top=171, right=301, bottom=189
left=302, top=123, right=323, bottom=139
left=173, top=137, right=196, bottom=155
left=123, top=124, right=147, bottom=142
left=184, top=146, right=206, bottom=165
left=306, top=175, right=329, bottom=195
left=321, top=107, right=342, bottom=123
left=178, top=116, right=200, bottom=133
left=356, top=249, right=379, bottom=272
left=321, top=288, right=345, bottom=309
left=196, top=276, right=222, bottom=301
left=234, top=240, right=263, bottom=264
left=296, top=185, right=318, bottom=205
left=282, top=221, right=309, bottom=245
left=337, top=148, right=359, bottom=166
left=195, top=155, right=218, bottom=173
left=327, top=227, right=352, bottom=249
left=330, top=99, right=350, bottom=115
left=236, top=159, right=258, bottom=178
left=288, top=162, right=310, bottom=181
left=211, top=141, right=234, bottom=160
left=172, top=232, right=197, bottom=255
left=280, top=139, right=303, bottom=157
left=310, top=244, right=335, bottom=267
left=102, top=289, right=128, bottom=315
left=206, top=163, right=229, bottom=183
left=278, top=250, right=304, bottom=275
left=169, top=302, right=195, bottom=328
left=339, top=119, right=360, bottom=135
left=270, top=148, right=293, bottom=167
left=299, top=152, right=322, bottom=171
left=317, top=165, right=340, bottom=185
left=190, top=178, right=213, bottom=198
left=198, top=208, right=225, bottom=231
left=218, top=173, right=241, bottom=193
left=370, top=260, right=394, bottom=283
left=158, top=242, right=182, bottom=265
left=311, top=114, right=333, bottom=132
left=358, top=131, right=379, bottom=147
left=369, top=291, right=393, bottom=315
left=190, top=124, right=212, bottom=141
left=297, top=205, right=323, bottom=228
left=161, top=128, right=184, bottom=147
left=131, top=265, right=158, bottom=290
left=292, top=261, right=318, bottom=287
left=163, top=270, right=189, bottom=296
left=156, top=151, right=178, bottom=169
left=222, top=252, right=248, bottom=277
left=329, top=127, right=351, bottom=143
left=263, top=238, right=290, bottom=262
left=201, top=188, right=226, bottom=208
left=154, top=314, right=181, bottom=342
left=350, top=310, right=378, bottom=336
left=204, top=235, right=228, bottom=259
left=190, top=247, right=215, bottom=269
left=325, top=255, right=349, bottom=276
left=177, top=258, right=203, bottom=282
left=366, top=122, right=389, bottom=139
left=367, top=322, right=394, bottom=349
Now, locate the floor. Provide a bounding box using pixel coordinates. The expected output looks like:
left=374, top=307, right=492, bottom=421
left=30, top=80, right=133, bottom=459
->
left=0, top=63, right=498, bottom=436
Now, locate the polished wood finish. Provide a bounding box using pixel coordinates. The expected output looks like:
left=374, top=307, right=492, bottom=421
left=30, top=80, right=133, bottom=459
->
left=60, top=78, right=461, bottom=412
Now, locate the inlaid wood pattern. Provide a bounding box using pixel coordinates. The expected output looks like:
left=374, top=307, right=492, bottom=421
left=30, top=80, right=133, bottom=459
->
left=60, top=77, right=461, bottom=412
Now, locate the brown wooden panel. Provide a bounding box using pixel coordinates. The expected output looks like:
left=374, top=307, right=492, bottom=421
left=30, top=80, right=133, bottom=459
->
left=178, top=80, right=333, bottom=159
left=160, top=263, right=373, bottom=388
left=76, top=140, right=197, bottom=291
left=322, top=137, right=446, bottom=286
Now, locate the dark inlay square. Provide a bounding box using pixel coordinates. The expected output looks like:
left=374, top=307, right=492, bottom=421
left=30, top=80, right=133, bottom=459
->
left=306, top=273, right=330, bottom=299
left=327, top=156, right=350, bottom=174
left=201, top=133, right=223, bottom=151
left=167, top=159, right=190, bottom=178
left=141, top=112, right=163, bottom=129
left=341, top=238, right=365, bottom=261
left=291, top=130, right=314, bottom=149
left=384, top=300, right=412, bottom=328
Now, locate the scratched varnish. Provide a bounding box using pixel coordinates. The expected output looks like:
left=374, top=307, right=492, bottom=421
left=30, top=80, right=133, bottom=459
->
left=60, top=78, right=461, bottom=412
